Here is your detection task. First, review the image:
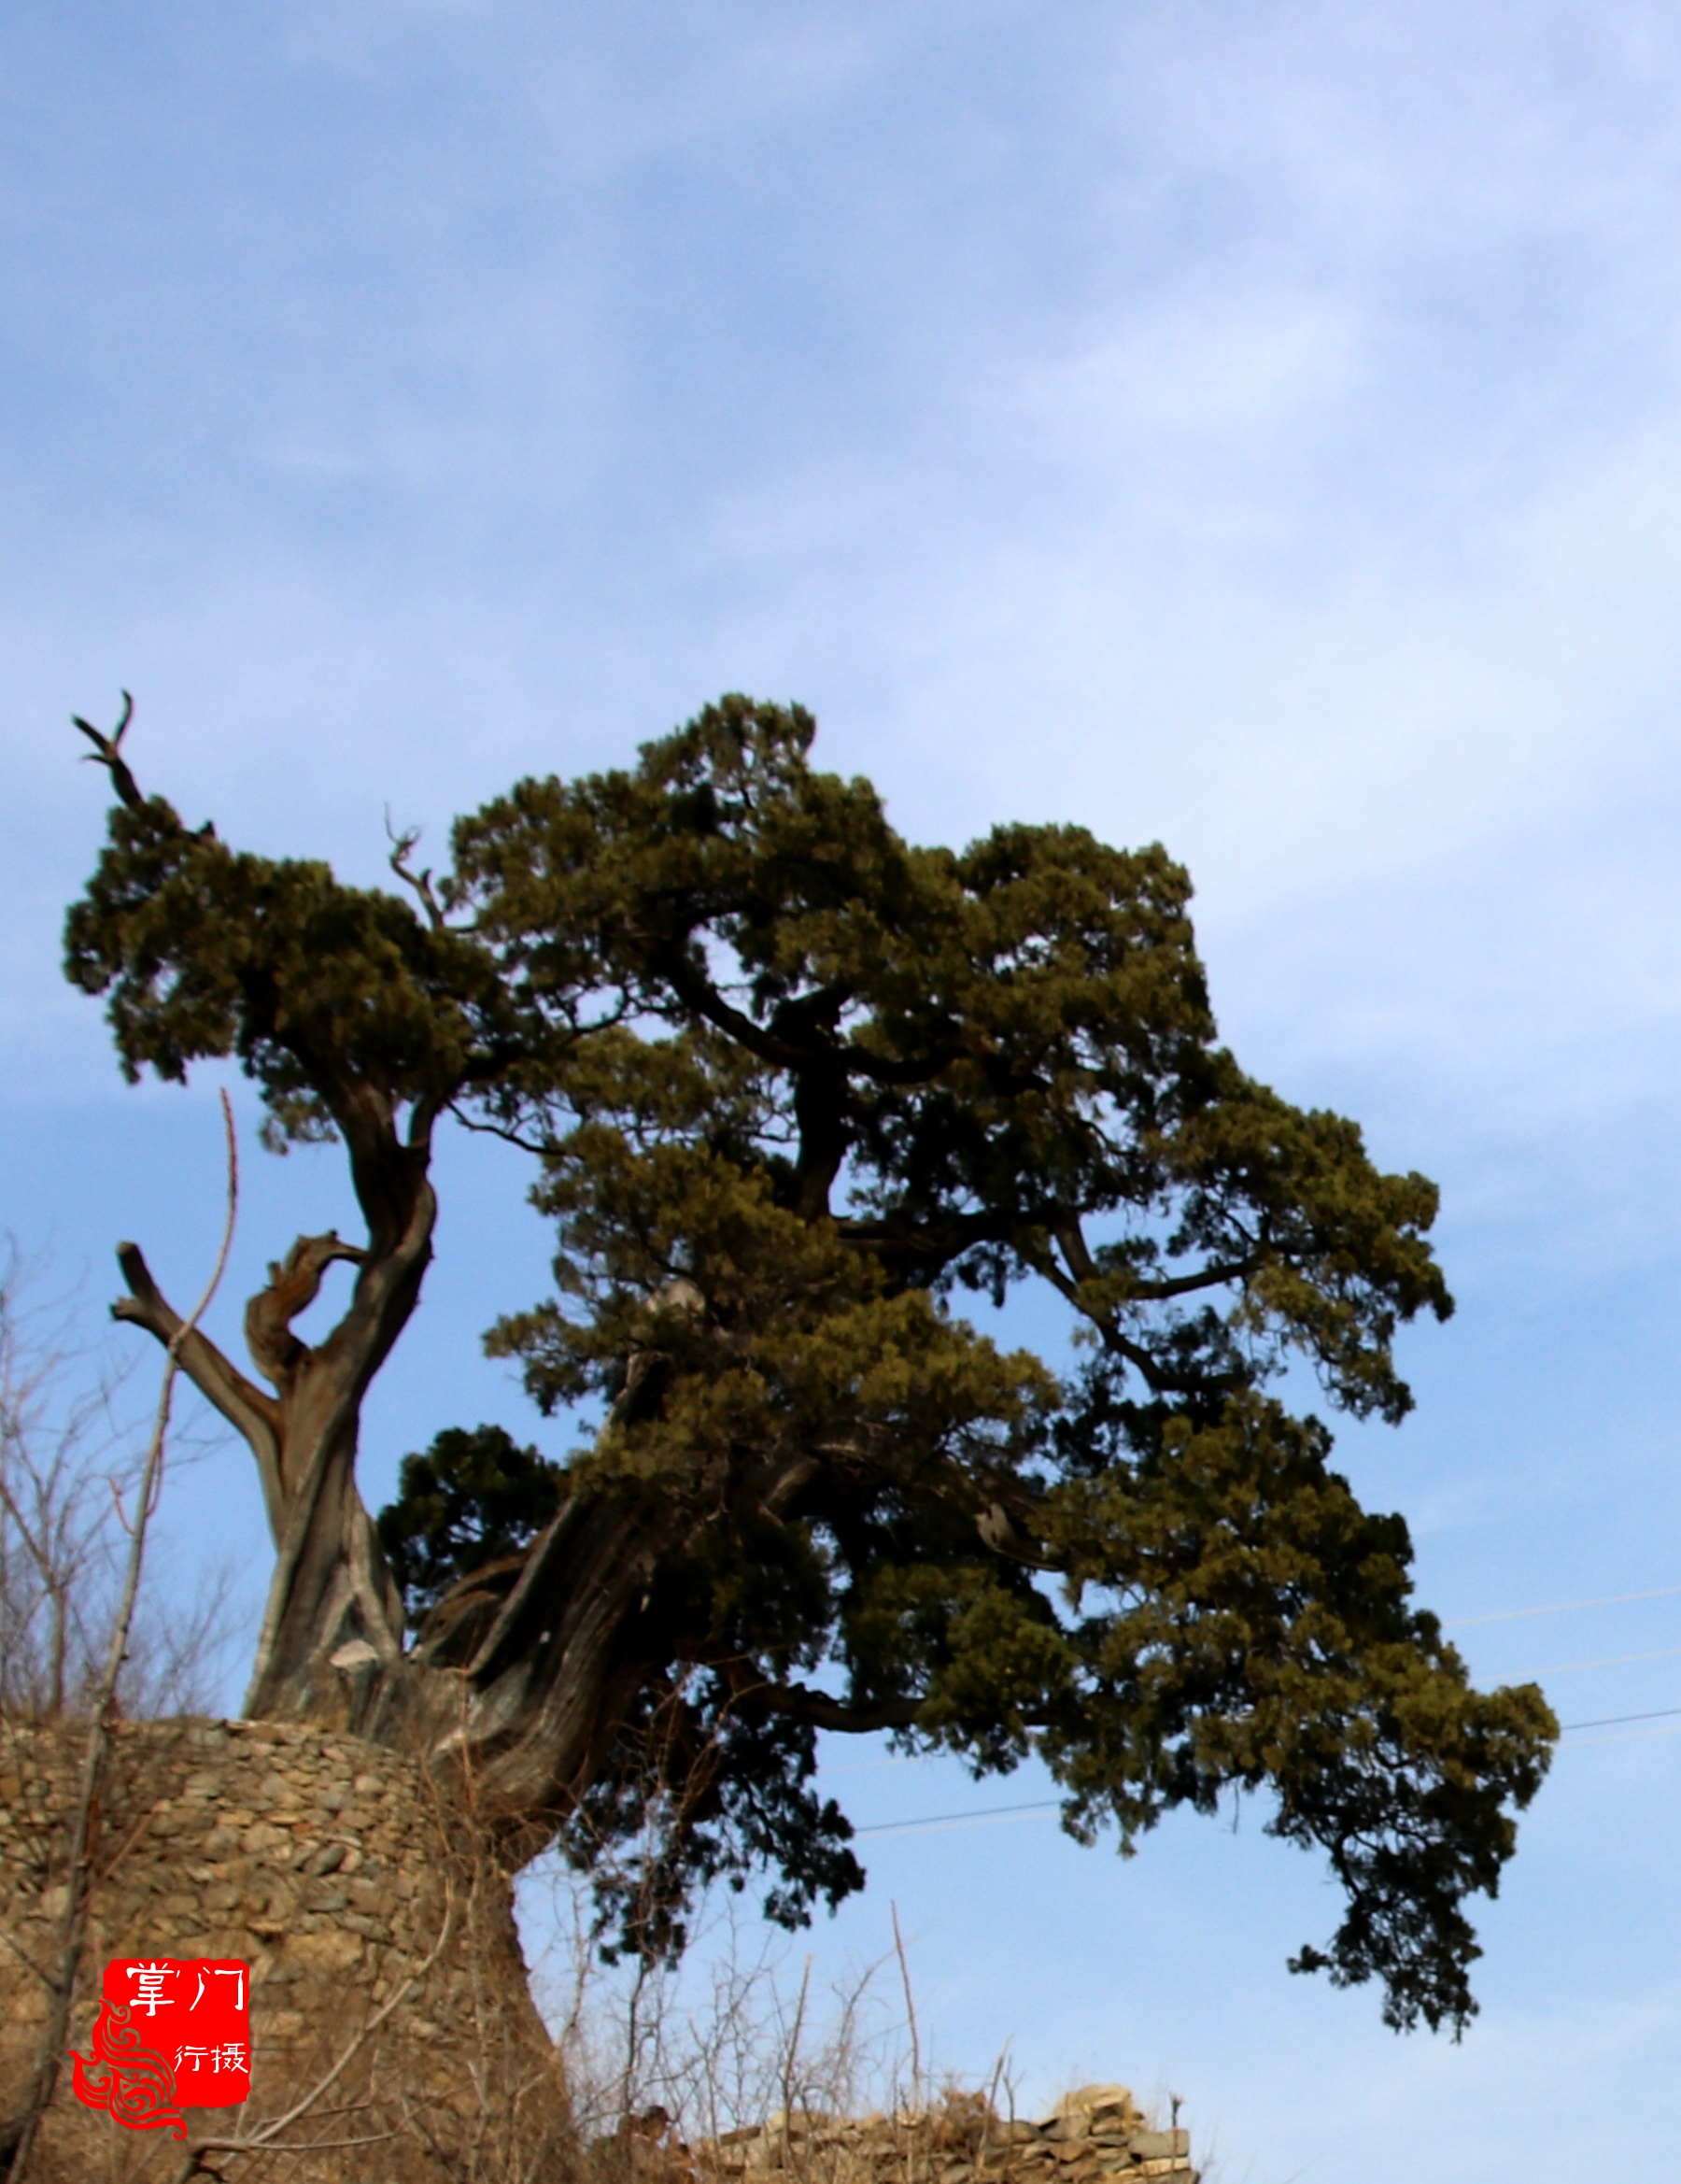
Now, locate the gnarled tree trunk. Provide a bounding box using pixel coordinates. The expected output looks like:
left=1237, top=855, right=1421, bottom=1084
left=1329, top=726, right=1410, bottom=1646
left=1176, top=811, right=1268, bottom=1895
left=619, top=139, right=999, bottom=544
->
left=112, top=1096, right=678, bottom=1861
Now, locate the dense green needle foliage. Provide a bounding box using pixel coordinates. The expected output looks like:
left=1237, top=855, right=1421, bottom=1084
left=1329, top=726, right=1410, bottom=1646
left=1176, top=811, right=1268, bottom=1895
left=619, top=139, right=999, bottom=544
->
left=66, top=694, right=1555, bottom=2032
left=376, top=1425, right=565, bottom=1615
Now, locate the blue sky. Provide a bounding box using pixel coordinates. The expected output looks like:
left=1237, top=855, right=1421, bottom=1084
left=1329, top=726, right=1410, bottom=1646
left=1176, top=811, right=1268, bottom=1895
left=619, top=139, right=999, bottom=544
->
left=8, top=6, right=1681, bottom=2177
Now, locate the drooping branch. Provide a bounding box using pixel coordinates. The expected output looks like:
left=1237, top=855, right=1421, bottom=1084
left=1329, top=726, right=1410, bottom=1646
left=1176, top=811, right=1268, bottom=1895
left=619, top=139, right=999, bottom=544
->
left=1027, top=1229, right=1173, bottom=1395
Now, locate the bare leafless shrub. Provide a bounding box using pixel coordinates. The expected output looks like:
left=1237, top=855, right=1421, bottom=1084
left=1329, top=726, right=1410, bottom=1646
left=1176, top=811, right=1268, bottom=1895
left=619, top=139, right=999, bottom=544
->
left=525, top=1851, right=1201, bottom=2184
left=2, top=1103, right=240, bottom=2181
left=514, top=1686, right=997, bottom=2184
left=530, top=1863, right=944, bottom=2159
left=0, top=1237, right=241, bottom=1725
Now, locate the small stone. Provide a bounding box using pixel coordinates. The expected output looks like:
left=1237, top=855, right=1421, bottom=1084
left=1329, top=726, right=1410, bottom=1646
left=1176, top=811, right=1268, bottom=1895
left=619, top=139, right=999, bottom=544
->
left=288, top=1927, right=362, bottom=1972
left=1063, top=2091, right=1133, bottom=2120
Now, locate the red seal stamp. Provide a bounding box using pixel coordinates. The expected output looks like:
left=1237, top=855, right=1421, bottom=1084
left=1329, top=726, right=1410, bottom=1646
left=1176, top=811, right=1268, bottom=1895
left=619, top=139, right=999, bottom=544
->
left=70, top=1958, right=251, bottom=2132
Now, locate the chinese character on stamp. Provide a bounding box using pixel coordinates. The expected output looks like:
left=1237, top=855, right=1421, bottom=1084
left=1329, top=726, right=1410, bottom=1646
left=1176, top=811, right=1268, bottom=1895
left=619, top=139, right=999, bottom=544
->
left=70, top=1957, right=252, bottom=2132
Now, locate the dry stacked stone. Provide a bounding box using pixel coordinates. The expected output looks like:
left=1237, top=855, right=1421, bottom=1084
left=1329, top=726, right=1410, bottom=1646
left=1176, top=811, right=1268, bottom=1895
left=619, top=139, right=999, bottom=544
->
left=0, top=1715, right=569, bottom=2181
left=2, top=1720, right=1198, bottom=2184
left=688, top=2087, right=1195, bottom=2184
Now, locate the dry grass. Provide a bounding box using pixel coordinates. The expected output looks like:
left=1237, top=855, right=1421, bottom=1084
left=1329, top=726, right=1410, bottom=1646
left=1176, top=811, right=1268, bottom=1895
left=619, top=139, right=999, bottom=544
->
left=528, top=1869, right=1029, bottom=2177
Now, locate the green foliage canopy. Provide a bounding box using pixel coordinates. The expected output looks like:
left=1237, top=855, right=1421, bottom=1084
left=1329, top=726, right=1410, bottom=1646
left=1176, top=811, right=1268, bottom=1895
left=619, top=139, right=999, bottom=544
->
left=437, top=699, right=1552, bottom=2023
left=67, top=695, right=1556, bottom=2031
left=376, top=1425, right=564, bottom=1616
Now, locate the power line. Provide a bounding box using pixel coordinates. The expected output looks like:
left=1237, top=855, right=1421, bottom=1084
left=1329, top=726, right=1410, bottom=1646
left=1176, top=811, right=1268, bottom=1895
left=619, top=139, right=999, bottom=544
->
left=1446, top=1584, right=1681, bottom=1629
left=851, top=1709, right=1681, bottom=1838
left=1559, top=1722, right=1681, bottom=1750
left=1559, top=1705, right=1681, bottom=1735
left=826, top=1588, right=1681, bottom=1826
left=855, top=1800, right=1058, bottom=1838
left=1521, top=1645, right=1681, bottom=1679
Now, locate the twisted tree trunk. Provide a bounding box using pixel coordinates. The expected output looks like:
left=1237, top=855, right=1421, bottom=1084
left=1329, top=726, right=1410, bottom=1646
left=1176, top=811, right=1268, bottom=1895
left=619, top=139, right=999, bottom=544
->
left=110, top=1092, right=686, bottom=1858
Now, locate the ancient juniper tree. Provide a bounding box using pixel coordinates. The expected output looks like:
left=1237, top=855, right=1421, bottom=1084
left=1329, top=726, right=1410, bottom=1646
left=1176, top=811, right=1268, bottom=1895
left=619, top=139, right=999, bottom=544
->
left=64, top=694, right=1554, bottom=2032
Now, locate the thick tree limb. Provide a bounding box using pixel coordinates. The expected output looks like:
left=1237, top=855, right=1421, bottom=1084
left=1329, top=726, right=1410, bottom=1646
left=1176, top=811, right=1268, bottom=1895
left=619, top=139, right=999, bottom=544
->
left=245, top=1231, right=367, bottom=1386
left=834, top=1206, right=1022, bottom=1275
left=111, top=1241, right=284, bottom=1529
left=757, top=1685, right=924, bottom=1734
left=661, top=951, right=965, bottom=1090
left=1051, top=1215, right=1254, bottom=1309
left=1127, top=1258, right=1259, bottom=1302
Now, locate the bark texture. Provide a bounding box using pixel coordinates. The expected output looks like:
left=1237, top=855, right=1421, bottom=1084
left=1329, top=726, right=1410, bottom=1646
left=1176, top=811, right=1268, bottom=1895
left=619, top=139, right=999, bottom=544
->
left=109, top=1111, right=659, bottom=1858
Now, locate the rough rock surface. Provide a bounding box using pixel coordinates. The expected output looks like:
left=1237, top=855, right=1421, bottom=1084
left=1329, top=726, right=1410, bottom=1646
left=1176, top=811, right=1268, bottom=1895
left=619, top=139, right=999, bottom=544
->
left=0, top=1715, right=570, bottom=2180
left=2, top=1721, right=1199, bottom=2184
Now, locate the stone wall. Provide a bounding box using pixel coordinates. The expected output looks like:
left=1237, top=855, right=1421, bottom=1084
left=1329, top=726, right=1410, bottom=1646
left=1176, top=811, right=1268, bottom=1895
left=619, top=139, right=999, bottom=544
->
left=0, top=1714, right=570, bottom=2181
left=686, top=2086, right=1196, bottom=2184
left=2, top=1720, right=1198, bottom=2184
